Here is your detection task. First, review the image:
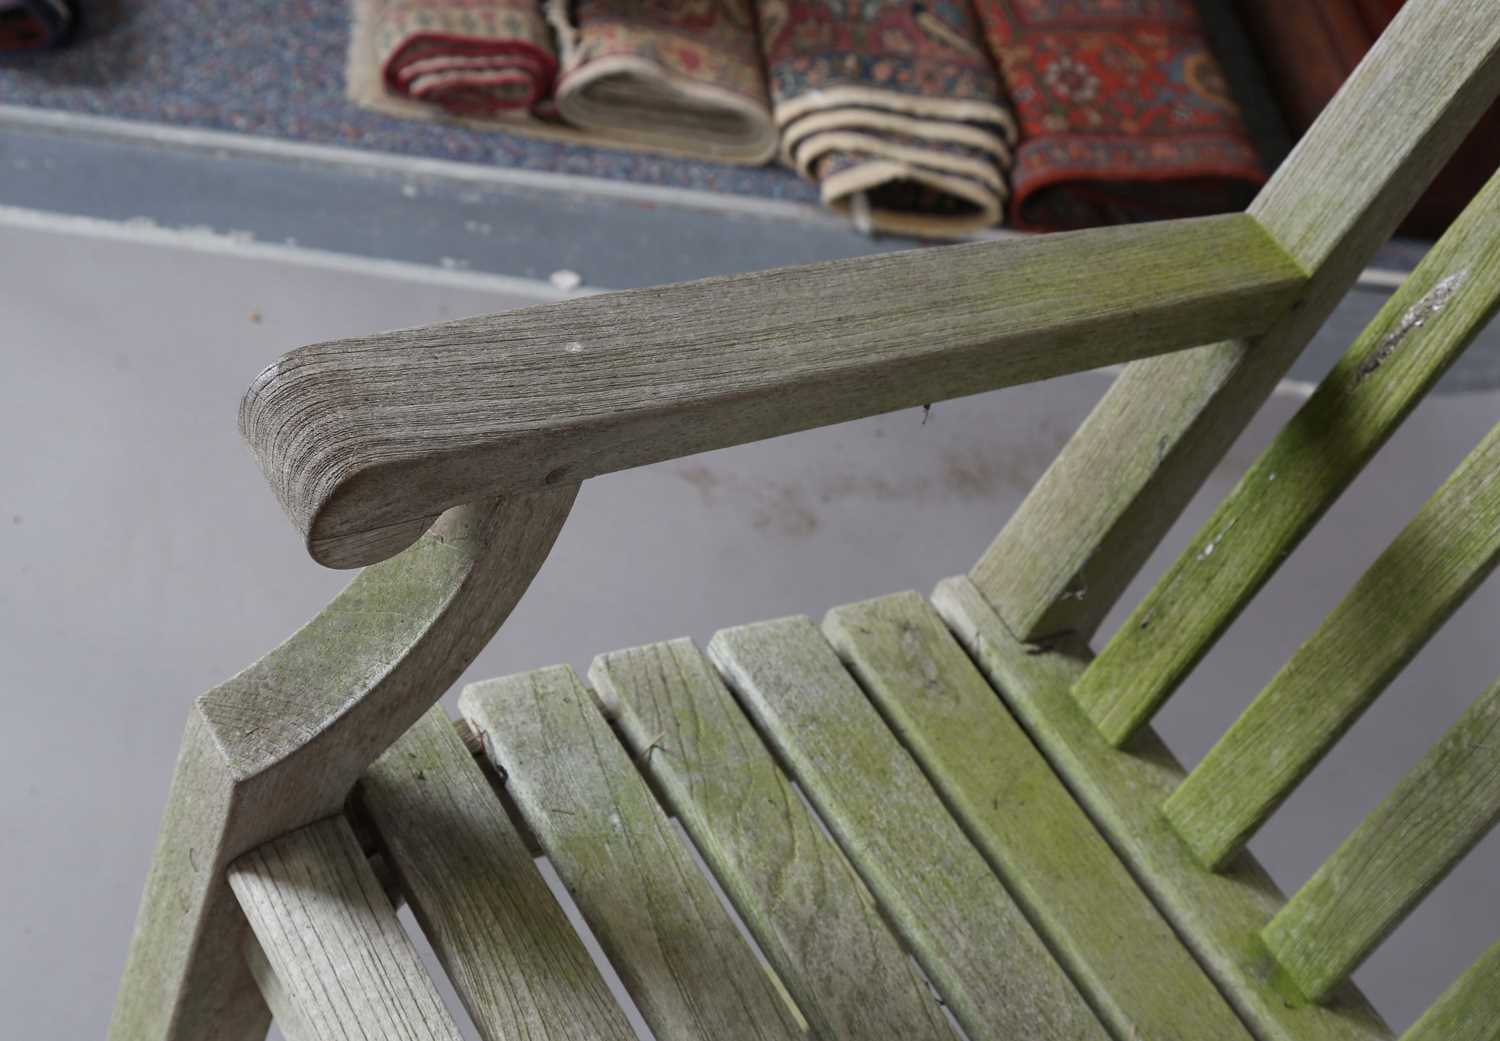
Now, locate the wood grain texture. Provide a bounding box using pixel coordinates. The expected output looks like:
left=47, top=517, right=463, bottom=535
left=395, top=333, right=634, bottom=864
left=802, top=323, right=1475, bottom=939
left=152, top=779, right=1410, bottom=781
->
left=707, top=616, right=1107, bottom=1041
left=109, top=490, right=574, bottom=1041
left=459, top=666, right=804, bottom=1041
left=1402, top=937, right=1500, bottom=1041
left=1263, top=675, right=1500, bottom=1001
left=1164, top=418, right=1500, bottom=870
left=228, top=815, right=464, bottom=1041
left=244, top=940, right=316, bottom=1041
left=356, top=706, right=636, bottom=1041
left=589, top=639, right=956, bottom=1041
left=969, top=0, right=1500, bottom=642
left=242, top=214, right=1304, bottom=567
left=1077, top=168, right=1500, bottom=745
left=931, top=575, right=1393, bottom=1041
left=822, top=592, right=1255, bottom=1041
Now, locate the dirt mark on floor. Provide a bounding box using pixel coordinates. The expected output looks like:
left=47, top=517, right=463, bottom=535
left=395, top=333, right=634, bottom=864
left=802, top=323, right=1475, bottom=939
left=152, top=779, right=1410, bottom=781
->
left=674, top=448, right=1054, bottom=537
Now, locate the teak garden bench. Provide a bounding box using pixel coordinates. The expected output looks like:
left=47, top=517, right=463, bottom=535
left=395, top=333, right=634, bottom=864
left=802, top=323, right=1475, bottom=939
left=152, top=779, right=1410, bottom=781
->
left=110, top=3, right=1500, bottom=1039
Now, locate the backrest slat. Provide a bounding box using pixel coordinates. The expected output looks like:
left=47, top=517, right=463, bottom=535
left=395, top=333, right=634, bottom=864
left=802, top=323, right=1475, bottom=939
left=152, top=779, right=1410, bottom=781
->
left=1262, top=676, right=1500, bottom=1001
left=968, top=0, right=1500, bottom=644
left=1162, top=418, right=1500, bottom=870
left=1075, top=169, right=1500, bottom=746
left=1401, top=938, right=1500, bottom=1041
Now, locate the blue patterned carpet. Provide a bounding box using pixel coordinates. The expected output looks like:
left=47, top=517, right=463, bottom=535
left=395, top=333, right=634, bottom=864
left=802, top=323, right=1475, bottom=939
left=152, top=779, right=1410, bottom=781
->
left=0, top=0, right=818, bottom=200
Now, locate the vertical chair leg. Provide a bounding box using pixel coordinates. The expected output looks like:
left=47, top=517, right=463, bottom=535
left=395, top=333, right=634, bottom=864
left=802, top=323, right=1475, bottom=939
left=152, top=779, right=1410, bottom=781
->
left=108, top=711, right=272, bottom=1041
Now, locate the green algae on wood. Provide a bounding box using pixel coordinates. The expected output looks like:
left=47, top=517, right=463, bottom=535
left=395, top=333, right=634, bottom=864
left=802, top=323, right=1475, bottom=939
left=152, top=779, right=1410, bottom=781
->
left=1264, top=675, right=1500, bottom=1001
left=708, top=615, right=1108, bottom=1041
left=823, top=591, right=1255, bottom=1041
left=1077, top=167, right=1500, bottom=747
left=592, top=638, right=957, bottom=1041
left=932, top=574, right=1393, bottom=1041
left=1164, top=415, right=1500, bottom=871
left=461, top=666, right=804, bottom=1041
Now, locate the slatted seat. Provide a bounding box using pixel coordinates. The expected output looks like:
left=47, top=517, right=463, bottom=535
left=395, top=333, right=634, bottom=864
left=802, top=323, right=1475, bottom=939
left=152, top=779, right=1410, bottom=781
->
left=110, top=3, right=1500, bottom=1040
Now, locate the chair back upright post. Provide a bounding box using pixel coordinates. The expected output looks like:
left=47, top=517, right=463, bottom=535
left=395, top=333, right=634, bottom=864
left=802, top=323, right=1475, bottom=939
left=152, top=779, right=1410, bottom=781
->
left=970, top=0, right=1500, bottom=646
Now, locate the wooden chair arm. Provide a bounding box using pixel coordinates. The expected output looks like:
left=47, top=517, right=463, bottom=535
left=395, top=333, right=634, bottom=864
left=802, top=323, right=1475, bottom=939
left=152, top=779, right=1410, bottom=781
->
left=241, top=213, right=1306, bottom=568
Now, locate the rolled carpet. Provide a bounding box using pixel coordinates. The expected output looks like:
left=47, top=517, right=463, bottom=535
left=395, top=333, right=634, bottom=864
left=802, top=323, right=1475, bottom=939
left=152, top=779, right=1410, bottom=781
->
left=758, top=0, right=1016, bottom=237
left=376, top=0, right=557, bottom=116
left=552, top=0, right=778, bottom=165
left=976, top=0, right=1265, bottom=231
left=1231, top=0, right=1372, bottom=132
left=1235, top=0, right=1500, bottom=236
left=0, top=0, right=73, bottom=50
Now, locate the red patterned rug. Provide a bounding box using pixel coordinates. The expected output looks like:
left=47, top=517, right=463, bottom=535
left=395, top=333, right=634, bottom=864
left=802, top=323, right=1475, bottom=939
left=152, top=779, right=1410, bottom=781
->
left=975, top=0, right=1265, bottom=231
left=375, top=0, right=557, bottom=116
left=757, top=0, right=1017, bottom=237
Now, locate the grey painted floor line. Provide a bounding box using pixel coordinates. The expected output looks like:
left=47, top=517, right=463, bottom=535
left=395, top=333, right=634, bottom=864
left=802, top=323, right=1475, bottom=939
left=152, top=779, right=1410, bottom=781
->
left=0, top=103, right=855, bottom=227
left=0, top=102, right=1408, bottom=284
left=5, top=102, right=1491, bottom=392
left=0, top=204, right=584, bottom=301
left=3, top=199, right=1340, bottom=402
left=0, top=112, right=914, bottom=293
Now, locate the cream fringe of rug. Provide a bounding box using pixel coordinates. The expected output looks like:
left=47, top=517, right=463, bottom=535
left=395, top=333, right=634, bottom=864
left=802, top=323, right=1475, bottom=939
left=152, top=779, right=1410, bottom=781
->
left=774, top=94, right=1014, bottom=238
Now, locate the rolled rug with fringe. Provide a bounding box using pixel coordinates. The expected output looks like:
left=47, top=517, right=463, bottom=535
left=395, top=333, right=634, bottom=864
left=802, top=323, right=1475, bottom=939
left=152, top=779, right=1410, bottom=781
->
left=974, top=0, right=1265, bottom=231
left=376, top=0, right=556, bottom=116
left=552, top=0, right=777, bottom=165
left=758, top=0, right=1015, bottom=237
left=0, top=0, right=74, bottom=50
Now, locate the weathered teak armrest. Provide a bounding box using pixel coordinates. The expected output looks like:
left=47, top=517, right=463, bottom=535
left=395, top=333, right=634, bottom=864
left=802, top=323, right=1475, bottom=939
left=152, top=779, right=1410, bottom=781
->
left=242, top=213, right=1307, bottom=568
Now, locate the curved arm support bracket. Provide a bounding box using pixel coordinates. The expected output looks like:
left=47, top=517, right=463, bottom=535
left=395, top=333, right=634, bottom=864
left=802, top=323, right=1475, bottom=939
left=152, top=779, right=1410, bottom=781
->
left=108, top=487, right=577, bottom=1041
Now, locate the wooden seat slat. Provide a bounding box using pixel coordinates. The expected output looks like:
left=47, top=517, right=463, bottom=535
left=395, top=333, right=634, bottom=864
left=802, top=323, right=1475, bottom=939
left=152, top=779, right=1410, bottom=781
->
left=228, top=816, right=464, bottom=1041
left=356, top=707, right=637, bottom=1041
left=932, top=575, right=1392, bottom=1041
left=461, top=666, right=804, bottom=1041
left=591, top=637, right=957, bottom=1041
left=708, top=615, right=1108, bottom=1041
left=824, top=592, right=1254, bottom=1041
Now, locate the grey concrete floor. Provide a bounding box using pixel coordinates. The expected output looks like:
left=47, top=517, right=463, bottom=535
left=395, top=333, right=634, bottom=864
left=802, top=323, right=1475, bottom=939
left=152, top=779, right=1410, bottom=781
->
left=3, top=211, right=1499, bottom=1041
